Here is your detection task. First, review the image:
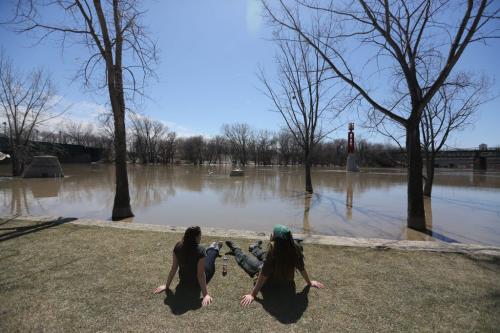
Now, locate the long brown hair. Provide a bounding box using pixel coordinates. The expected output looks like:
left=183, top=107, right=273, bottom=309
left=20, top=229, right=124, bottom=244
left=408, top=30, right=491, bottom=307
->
left=267, top=230, right=302, bottom=279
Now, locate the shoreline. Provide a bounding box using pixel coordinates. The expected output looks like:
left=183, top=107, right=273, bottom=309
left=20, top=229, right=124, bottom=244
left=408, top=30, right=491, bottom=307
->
left=4, top=214, right=500, bottom=257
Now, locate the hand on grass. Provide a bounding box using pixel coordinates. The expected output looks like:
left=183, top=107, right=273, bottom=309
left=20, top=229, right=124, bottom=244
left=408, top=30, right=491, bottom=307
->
left=240, top=294, right=255, bottom=307
left=202, top=294, right=213, bottom=306
left=309, top=280, right=325, bottom=289
left=153, top=285, right=167, bottom=294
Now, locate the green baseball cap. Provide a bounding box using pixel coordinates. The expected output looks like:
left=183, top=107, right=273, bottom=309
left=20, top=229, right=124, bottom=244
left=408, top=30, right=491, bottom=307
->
left=273, top=224, right=291, bottom=240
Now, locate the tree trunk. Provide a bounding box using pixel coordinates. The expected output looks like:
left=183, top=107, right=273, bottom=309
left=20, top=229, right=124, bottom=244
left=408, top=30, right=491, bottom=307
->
left=305, top=151, right=313, bottom=193
left=110, top=75, right=134, bottom=220
left=242, top=146, right=247, bottom=166
left=423, top=154, right=435, bottom=197
left=10, top=149, right=22, bottom=176
left=111, top=105, right=133, bottom=220
left=406, top=123, right=425, bottom=230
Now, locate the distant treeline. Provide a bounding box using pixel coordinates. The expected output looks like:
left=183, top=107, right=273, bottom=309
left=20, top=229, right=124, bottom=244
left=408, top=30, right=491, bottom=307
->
left=31, top=118, right=401, bottom=167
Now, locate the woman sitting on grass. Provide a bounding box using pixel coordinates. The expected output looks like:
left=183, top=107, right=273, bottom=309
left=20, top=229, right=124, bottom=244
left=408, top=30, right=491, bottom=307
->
left=225, top=224, right=324, bottom=307
left=154, top=226, right=222, bottom=307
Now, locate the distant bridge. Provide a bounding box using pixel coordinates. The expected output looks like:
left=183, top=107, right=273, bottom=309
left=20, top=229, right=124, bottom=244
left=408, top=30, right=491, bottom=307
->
left=0, top=136, right=104, bottom=163
left=387, top=148, right=500, bottom=170
left=432, top=149, right=500, bottom=170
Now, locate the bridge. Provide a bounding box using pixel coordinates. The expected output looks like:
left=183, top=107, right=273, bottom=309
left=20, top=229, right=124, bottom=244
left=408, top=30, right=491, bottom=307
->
left=0, top=135, right=104, bottom=164
left=432, top=149, right=500, bottom=170
left=387, top=147, right=500, bottom=170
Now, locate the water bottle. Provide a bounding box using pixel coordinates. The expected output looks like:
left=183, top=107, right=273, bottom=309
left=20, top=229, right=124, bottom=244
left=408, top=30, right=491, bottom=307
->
left=222, top=255, right=228, bottom=276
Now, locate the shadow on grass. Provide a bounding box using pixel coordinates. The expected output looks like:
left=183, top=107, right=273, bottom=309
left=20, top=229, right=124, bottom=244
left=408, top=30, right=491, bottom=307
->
left=0, top=215, right=20, bottom=227
left=463, top=253, right=500, bottom=274
left=0, top=217, right=77, bottom=242
left=163, top=285, right=202, bottom=315
left=255, top=284, right=310, bottom=324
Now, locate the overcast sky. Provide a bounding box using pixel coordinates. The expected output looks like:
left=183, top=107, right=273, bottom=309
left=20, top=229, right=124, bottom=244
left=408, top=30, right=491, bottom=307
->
left=0, top=0, right=499, bottom=148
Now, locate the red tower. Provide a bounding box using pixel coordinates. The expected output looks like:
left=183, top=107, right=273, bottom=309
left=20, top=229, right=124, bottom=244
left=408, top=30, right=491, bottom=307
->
left=347, top=123, right=355, bottom=154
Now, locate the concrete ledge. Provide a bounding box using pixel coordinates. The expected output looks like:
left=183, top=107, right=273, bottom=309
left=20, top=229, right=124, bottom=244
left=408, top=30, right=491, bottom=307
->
left=4, top=214, right=500, bottom=257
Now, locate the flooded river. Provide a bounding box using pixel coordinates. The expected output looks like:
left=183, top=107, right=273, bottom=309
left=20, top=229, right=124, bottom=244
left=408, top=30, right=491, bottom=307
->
left=1, top=164, right=499, bottom=246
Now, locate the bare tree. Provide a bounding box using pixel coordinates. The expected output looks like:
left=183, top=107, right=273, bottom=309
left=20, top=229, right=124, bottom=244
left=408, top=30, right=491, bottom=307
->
left=179, top=135, right=205, bottom=165
left=222, top=123, right=253, bottom=166
left=206, top=135, right=227, bottom=164
left=95, top=110, right=115, bottom=160
left=421, top=73, right=491, bottom=196
left=129, top=114, right=166, bottom=164
left=369, top=71, right=493, bottom=195
left=259, top=35, right=341, bottom=193
left=263, top=0, right=499, bottom=229
left=157, top=131, right=176, bottom=164
left=10, top=0, right=158, bottom=219
left=254, top=130, right=277, bottom=165
left=0, top=54, right=63, bottom=176
left=277, top=129, right=295, bottom=166
left=63, top=119, right=95, bottom=146
left=97, top=111, right=115, bottom=143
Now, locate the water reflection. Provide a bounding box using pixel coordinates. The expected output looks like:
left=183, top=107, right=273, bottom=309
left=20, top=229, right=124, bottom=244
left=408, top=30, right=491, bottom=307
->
left=1, top=165, right=499, bottom=246
left=9, top=183, right=30, bottom=216
left=129, top=165, right=177, bottom=208
left=424, top=197, right=433, bottom=231
left=303, top=193, right=312, bottom=235
left=345, top=174, right=353, bottom=221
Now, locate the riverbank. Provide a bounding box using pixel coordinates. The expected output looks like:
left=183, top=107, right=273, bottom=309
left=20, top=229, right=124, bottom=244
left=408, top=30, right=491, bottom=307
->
left=1, top=217, right=499, bottom=332
left=6, top=215, right=500, bottom=256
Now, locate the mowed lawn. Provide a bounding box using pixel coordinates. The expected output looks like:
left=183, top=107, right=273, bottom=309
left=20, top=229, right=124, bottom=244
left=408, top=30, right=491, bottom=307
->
left=1, top=219, right=499, bottom=332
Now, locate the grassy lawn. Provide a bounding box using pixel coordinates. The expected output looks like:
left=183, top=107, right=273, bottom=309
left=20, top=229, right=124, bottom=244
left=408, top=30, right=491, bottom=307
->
left=1, top=218, right=499, bottom=332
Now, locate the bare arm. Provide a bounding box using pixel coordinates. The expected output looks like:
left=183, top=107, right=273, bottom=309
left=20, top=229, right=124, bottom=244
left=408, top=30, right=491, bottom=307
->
left=165, top=253, right=179, bottom=289
left=251, top=273, right=268, bottom=297
left=197, top=257, right=213, bottom=306
left=153, top=252, right=178, bottom=294
left=197, top=257, right=209, bottom=297
left=299, top=268, right=325, bottom=289
left=241, top=273, right=268, bottom=306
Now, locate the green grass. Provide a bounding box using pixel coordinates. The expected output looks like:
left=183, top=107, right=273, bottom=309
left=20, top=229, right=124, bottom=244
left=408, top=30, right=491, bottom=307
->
left=1, top=219, right=499, bottom=332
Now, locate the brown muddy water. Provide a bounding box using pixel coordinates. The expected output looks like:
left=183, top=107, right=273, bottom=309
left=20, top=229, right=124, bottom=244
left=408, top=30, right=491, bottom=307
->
left=1, top=164, right=499, bottom=246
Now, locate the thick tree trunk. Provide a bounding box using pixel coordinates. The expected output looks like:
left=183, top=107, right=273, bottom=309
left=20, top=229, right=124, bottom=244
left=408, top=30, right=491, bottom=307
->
left=305, top=151, right=313, bottom=193
left=111, top=104, right=133, bottom=220
left=423, top=155, right=435, bottom=197
left=406, top=123, right=425, bottom=230
left=110, top=71, right=133, bottom=220
left=10, top=149, right=22, bottom=176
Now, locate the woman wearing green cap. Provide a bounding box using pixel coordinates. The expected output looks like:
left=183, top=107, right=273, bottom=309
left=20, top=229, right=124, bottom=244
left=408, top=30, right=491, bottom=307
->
left=225, top=224, right=324, bottom=307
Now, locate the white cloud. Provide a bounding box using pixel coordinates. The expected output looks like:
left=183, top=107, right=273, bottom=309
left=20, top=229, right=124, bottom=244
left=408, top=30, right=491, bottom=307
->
left=41, top=97, right=207, bottom=138
left=41, top=96, right=106, bottom=132
left=162, top=120, right=206, bottom=138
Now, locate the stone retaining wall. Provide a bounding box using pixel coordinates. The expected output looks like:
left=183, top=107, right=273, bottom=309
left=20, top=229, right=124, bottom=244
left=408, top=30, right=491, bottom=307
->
left=4, top=214, right=500, bottom=257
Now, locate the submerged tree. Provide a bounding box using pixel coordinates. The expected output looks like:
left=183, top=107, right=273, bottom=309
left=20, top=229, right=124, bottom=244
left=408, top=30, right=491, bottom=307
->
left=263, top=0, right=499, bottom=229
left=11, top=0, right=158, bottom=219
left=260, top=35, right=342, bottom=193
left=421, top=73, right=491, bottom=197
left=370, top=71, right=492, bottom=196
